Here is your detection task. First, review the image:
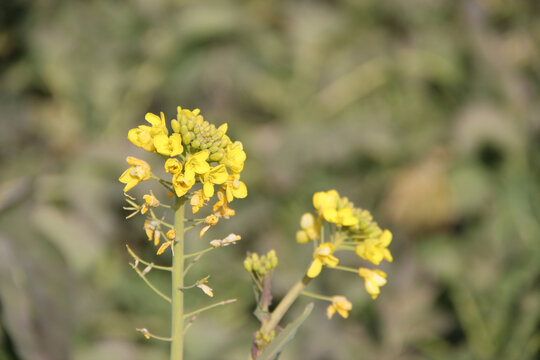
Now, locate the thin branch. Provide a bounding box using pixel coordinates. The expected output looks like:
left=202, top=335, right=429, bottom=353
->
left=184, top=247, right=214, bottom=259
left=136, top=328, right=172, bottom=342
left=129, top=262, right=171, bottom=303
left=126, top=245, right=172, bottom=271
left=183, top=299, right=237, bottom=319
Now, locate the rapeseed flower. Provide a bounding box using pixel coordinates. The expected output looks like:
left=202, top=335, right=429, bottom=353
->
left=326, top=296, right=352, bottom=319
left=358, top=268, right=387, bottom=299
left=119, top=157, right=152, bottom=192
left=355, top=230, right=393, bottom=265
left=307, top=243, right=339, bottom=278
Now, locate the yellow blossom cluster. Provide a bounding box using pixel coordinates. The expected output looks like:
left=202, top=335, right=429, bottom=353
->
left=298, top=190, right=393, bottom=300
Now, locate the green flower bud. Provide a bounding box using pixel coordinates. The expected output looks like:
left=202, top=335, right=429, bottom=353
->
left=243, top=258, right=252, bottom=272
left=187, top=119, right=194, bottom=131
left=210, top=151, right=224, bottom=162
left=191, top=139, right=200, bottom=149
left=209, top=145, right=219, bottom=154
left=171, top=119, right=181, bottom=133
left=180, top=124, right=188, bottom=135
left=183, top=132, right=194, bottom=145
left=271, top=256, right=278, bottom=269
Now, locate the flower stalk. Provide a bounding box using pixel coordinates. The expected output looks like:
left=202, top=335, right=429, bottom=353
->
left=170, top=197, right=185, bottom=360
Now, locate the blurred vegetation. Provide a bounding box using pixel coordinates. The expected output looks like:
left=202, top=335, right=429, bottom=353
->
left=1, top=0, right=540, bottom=359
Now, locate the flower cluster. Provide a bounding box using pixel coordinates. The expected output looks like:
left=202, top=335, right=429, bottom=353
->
left=297, top=190, right=393, bottom=304
left=120, top=107, right=248, bottom=253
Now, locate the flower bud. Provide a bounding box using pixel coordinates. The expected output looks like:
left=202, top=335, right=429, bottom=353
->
left=187, top=119, right=194, bottom=130
left=180, top=124, right=188, bottom=135
left=183, top=131, right=194, bottom=145
left=210, top=151, right=224, bottom=162
left=296, top=230, right=309, bottom=244
left=243, top=258, right=253, bottom=272
left=171, top=119, right=181, bottom=133
left=191, top=139, right=200, bottom=149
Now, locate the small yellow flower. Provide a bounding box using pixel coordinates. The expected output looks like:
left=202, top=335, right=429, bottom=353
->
left=313, top=190, right=340, bottom=217
left=128, top=127, right=155, bottom=152
left=141, top=191, right=160, bottom=214
left=222, top=175, right=248, bottom=202
left=119, top=157, right=152, bottom=192
left=144, top=112, right=168, bottom=136
left=222, top=141, right=246, bottom=174
left=307, top=243, right=339, bottom=278
left=213, top=189, right=236, bottom=217
left=190, top=189, right=208, bottom=214
left=355, top=230, right=393, bottom=265
left=184, top=150, right=211, bottom=181
left=200, top=213, right=220, bottom=238
left=144, top=219, right=161, bottom=246
left=358, top=267, right=387, bottom=299
left=166, top=229, right=176, bottom=241
left=296, top=213, right=320, bottom=243
left=202, top=165, right=229, bottom=198
left=164, top=158, right=183, bottom=174
left=326, top=295, right=352, bottom=319
left=172, top=172, right=195, bottom=197
left=154, top=133, right=183, bottom=157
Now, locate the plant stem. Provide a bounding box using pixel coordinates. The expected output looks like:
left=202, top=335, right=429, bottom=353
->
left=260, top=275, right=312, bottom=334
left=170, top=197, right=186, bottom=360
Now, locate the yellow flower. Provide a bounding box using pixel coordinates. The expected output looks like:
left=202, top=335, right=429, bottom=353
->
left=156, top=241, right=172, bottom=255
left=154, top=133, right=183, bottom=157
left=184, top=150, right=210, bottom=181
left=128, top=127, right=155, bottom=152
left=141, top=191, right=160, bottom=214
left=307, top=243, right=339, bottom=278
left=222, top=141, right=246, bottom=174
left=190, top=189, right=208, bottom=214
left=355, top=230, right=393, bottom=265
left=326, top=296, right=352, bottom=319
left=296, top=213, right=320, bottom=243
left=166, top=229, right=176, bottom=241
left=358, top=268, right=387, bottom=299
left=222, top=175, right=248, bottom=202
left=144, top=219, right=161, bottom=246
left=172, top=172, right=195, bottom=197
left=313, top=190, right=340, bottom=217
left=200, top=213, right=220, bottom=238
left=202, top=165, right=229, bottom=198
left=177, top=106, right=202, bottom=121
left=119, top=157, right=152, bottom=192
left=213, top=189, right=236, bottom=218
left=164, top=158, right=183, bottom=174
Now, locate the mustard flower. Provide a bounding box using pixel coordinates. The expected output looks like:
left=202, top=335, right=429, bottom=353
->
left=210, top=233, right=241, bottom=248
left=358, top=267, right=387, bottom=299
left=172, top=172, right=195, bottom=197
left=144, top=219, right=161, bottom=246
left=190, top=189, right=208, bottom=214
left=164, top=158, right=182, bottom=174
left=202, top=165, right=229, bottom=198
left=326, top=296, right=353, bottom=319
left=154, top=133, right=183, bottom=157
left=296, top=213, right=320, bottom=243
left=213, top=189, right=236, bottom=218
left=222, top=141, right=246, bottom=174
left=200, top=213, right=220, bottom=238
left=141, top=191, right=160, bottom=214
left=184, top=150, right=211, bottom=182
left=313, top=190, right=340, bottom=217
left=127, top=112, right=168, bottom=152
left=119, top=157, right=152, bottom=192
left=307, top=243, right=339, bottom=278
left=222, top=175, right=248, bottom=202
left=355, top=230, right=393, bottom=265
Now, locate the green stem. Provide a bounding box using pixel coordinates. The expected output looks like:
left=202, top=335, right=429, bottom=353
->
left=183, top=298, right=237, bottom=319
left=184, top=247, right=213, bottom=259
left=126, top=245, right=172, bottom=271
left=170, top=198, right=186, bottom=360
left=301, top=290, right=333, bottom=302
left=261, top=275, right=312, bottom=334
left=130, top=261, right=171, bottom=303
left=332, top=265, right=359, bottom=273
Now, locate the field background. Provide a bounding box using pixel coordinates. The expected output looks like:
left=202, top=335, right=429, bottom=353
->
left=1, top=0, right=539, bottom=359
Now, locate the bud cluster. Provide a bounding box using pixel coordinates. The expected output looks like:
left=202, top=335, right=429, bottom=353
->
left=243, top=250, right=278, bottom=277
left=174, top=109, right=230, bottom=161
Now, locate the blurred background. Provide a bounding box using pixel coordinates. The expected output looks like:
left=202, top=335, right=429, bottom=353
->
left=1, top=0, right=539, bottom=359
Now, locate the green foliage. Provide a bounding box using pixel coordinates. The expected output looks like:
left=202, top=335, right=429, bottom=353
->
left=1, top=0, right=540, bottom=359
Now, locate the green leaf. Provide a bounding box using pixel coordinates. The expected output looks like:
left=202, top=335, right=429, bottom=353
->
left=257, top=303, right=314, bottom=360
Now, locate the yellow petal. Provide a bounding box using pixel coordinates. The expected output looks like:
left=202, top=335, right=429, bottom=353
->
left=156, top=241, right=171, bottom=255
left=307, top=259, right=323, bottom=278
